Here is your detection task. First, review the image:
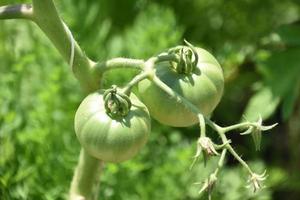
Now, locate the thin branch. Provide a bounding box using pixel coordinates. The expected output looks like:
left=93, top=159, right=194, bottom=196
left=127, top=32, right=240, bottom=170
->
left=122, top=71, right=150, bottom=95
left=0, top=4, right=33, bottom=20
left=220, top=122, right=252, bottom=133
left=150, top=73, right=222, bottom=132
left=149, top=61, right=256, bottom=178
left=216, top=149, right=227, bottom=171
left=216, top=128, right=253, bottom=174
left=226, top=144, right=253, bottom=174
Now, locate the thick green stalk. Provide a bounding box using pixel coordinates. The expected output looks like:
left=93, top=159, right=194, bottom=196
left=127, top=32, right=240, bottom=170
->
left=70, top=149, right=103, bottom=200
left=1, top=2, right=148, bottom=200
left=29, top=1, right=104, bottom=199
left=32, top=0, right=98, bottom=92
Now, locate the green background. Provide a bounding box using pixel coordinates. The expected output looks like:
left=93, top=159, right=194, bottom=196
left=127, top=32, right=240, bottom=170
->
left=1, top=0, right=300, bottom=199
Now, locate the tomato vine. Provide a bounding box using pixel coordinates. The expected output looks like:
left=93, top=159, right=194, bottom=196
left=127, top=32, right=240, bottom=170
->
left=0, top=1, right=277, bottom=200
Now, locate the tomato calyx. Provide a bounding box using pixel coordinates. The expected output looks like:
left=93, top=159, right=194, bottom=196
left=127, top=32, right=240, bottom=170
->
left=103, top=85, right=132, bottom=119
left=240, top=116, right=278, bottom=151
left=247, top=170, right=267, bottom=192
left=168, top=40, right=198, bottom=75
left=195, top=172, right=218, bottom=197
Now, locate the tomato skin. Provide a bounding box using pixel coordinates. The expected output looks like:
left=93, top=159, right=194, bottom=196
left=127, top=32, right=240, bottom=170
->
left=74, top=91, right=151, bottom=163
left=138, top=47, right=224, bottom=127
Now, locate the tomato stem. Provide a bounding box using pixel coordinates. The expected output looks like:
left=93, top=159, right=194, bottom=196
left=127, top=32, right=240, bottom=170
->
left=152, top=75, right=201, bottom=114
left=151, top=74, right=222, bottom=132
left=198, top=114, right=206, bottom=137
left=197, top=138, right=227, bottom=195
left=226, top=143, right=253, bottom=173
left=152, top=73, right=258, bottom=190
left=2, top=1, right=105, bottom=199
left=154, top=53, right=180, bottom=63
left=1, top=4, right=275, bottom=197
left=70, top=149, right=104, bottom=200
left=220, top=122, right=253, bottom=133
left=216, top=127, right=253, bottom=173
left=92, top=58, right=145, bottom=75
left=122, top=71, right=150, bottom=95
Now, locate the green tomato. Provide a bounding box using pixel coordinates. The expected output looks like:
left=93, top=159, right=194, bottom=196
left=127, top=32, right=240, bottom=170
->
left=138, top=47, right=224, bottom=127
left=74, top=91, right=151, bottom=163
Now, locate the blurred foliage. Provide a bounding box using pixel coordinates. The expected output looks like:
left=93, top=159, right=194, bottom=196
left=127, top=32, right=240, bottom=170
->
left=1, top=0, right=300, bottom=199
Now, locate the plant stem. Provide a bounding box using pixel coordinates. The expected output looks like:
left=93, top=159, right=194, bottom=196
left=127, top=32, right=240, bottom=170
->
left=0, top=4, right=33, bottom=20
left=155, top=53, right=179, bottom=63
left=152, top=75, right=201, bottom=114
left=92, top=58, right=144, bottom=75
left=1, top=2, right=156, bottom=199
left=29, top=1, right=104, bottom=199
left=198, top=114, right=206, bottom=137
left=122, top=71, right=150, bottom=95
left=211, top=128, right=228, bottom=176
left=218, top=149, right=227, bottom=168
left=225, top=144, right=253, bottom=174
left=221, top=122, right=252, bottom=133
left=216, top=129, right=253, bottom=174
left=70, top=149, right=103, bottom=200
left=213, top=149, right=227, bottom=175
left=32, top=0, right=100, bottom=92
left=152, top=71, right=255, bottom=178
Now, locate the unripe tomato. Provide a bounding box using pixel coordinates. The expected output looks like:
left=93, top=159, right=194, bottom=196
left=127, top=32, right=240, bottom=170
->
left=74, top=91, right=151, bottom=163
left=138, top=47, right=224, bottom=127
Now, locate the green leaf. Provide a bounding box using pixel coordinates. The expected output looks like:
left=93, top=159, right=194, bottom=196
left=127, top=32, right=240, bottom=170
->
left=258, top=48, right=300, bottom=97
left=255, top=46, right=300, bottom=120
left=277, top=24, right=300, bottom=46
left=282, top=79, right=300, bottom=120
left=243, top=86, right=280, bottom=121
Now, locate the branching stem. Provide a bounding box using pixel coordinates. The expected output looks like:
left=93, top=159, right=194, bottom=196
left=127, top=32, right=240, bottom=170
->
left=215, top=128, right=253, bottom=175
left=1, top=2, right=272, bottom=198
left=151, top=72, right=255, bottom=177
